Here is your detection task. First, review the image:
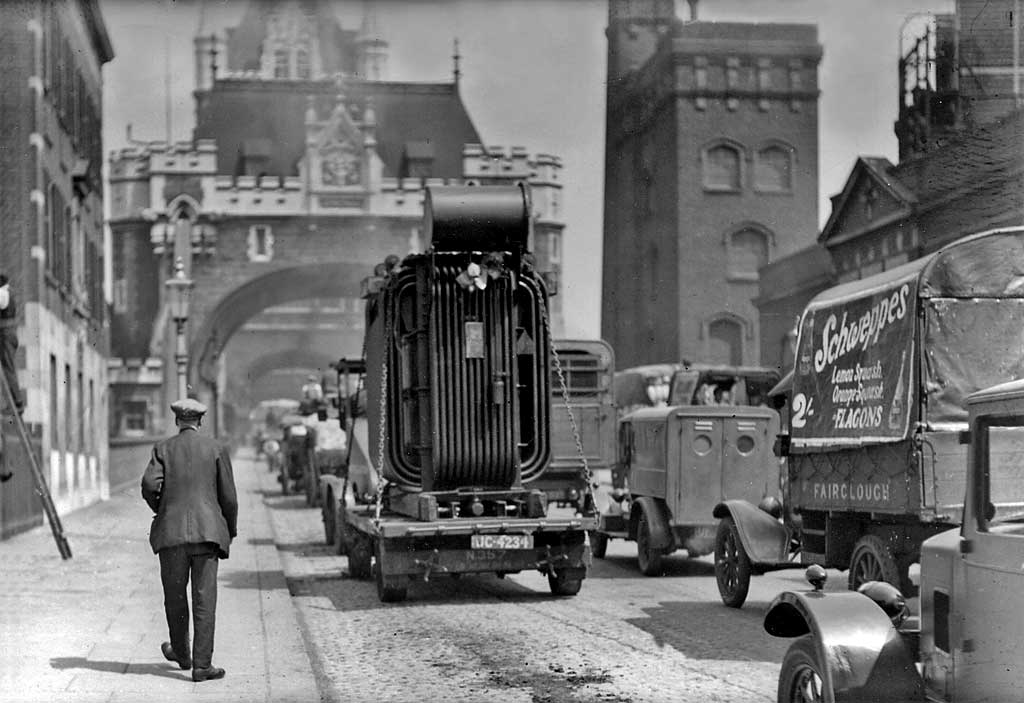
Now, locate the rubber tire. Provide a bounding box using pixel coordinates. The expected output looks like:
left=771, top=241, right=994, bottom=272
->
left=848, top=535, right=900, bottom=591
left=714, top=517, right=752, bottom=609
left=305, top=457, right=319, bottom=507
left=590, top=531, right=608, bottom=559
left=348, top=534, right=373, bottom=579
left=375, top=543, right=408, bottom=603
left=636, top=511, right=664, bottom=576
left=323, top=491, right=336, bottom=545
left=777, top=635, right=830, bottom=703
left=547, top=572, right=582, bottom=596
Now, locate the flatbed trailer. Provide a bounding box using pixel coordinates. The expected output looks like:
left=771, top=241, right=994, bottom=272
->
left=336, top=503, right=593, bottom=601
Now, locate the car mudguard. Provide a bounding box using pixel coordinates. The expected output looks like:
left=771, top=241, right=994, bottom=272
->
left=630, top=496, right=674, bottom=551
left=713, top=499, right=789, bottom=565
left=764, top=589, right=924, bottom=702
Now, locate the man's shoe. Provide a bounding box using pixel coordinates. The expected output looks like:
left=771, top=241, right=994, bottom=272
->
left=192, top=666, right=226, bottom=682
left=160, top=641, right=191, bottom=670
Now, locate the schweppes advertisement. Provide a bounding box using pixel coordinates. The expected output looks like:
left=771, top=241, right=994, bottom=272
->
left=791, top=273, right=917, bottom=447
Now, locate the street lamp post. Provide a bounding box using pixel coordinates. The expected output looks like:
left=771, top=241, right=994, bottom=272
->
left=165, top=256, right=195, bottom=400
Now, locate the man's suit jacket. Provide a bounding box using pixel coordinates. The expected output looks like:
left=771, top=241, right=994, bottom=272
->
left=141, top=427, right=238, bottom=558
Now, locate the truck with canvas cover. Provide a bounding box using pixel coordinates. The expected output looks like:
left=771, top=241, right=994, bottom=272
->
left=319, top=185, right=595, bottom=602
left=764, top=379, right=1024, bottom=703
left=714, top=226, right=1024, bottom=607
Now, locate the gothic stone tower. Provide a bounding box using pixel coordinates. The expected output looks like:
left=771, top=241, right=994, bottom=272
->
left=602, top=0, right=821, bottom=369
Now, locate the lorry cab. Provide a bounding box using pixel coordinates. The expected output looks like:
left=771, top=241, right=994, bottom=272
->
left=764, top=378, right=1024, bottom=703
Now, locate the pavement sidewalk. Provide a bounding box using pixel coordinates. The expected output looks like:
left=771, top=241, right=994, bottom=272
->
left=0, top=448, right=321, bottom=703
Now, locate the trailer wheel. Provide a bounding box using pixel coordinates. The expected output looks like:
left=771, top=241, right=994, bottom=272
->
left=305, top=455, right=320, bottom=507
left=777, top=635, right=829, bottom=703
left=348, top=534, right=373, bottom=579
left=715, top=517, right=752, bottom=608
left=375, top=543, right=408, bottom=603
left=547, top=571, right=582, bottom=596
left=848, top=535, right=900, bottom=591
left=323, top=490, right=336, bottom=545
left=589, top=531, right=608, bottom=559
left=636, top=511, right=664, bottom=576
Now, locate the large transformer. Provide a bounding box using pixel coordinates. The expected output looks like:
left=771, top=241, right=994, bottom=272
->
left=364, top=184, right=550, bottom=496
left=321, top=185, right=594, bottom=602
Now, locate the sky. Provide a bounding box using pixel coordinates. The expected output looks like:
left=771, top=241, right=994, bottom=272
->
left=100, top=0, right=952, bottom=339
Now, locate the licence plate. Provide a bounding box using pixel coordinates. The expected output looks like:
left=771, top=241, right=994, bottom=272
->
left=470, top=534, right=534, bottom=550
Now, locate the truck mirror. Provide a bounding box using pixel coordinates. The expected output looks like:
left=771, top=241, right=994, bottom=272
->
left=773, top=434, right=790, bottom=457
left=317, top=408, right=328, bottom=422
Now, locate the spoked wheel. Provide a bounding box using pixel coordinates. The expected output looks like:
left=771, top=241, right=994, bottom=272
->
left=636, top=511, right=664, bottom=576
left=848, top=535, right=900, bottom=591
left=589, top=531, right=608, bottom=559
left=777, top=636, right=830, bottom=703
left=547, top=571, right=582, bottom=596
left=714, top=517, right=752, bottom=608
left=323, top=491, right=336, bottom=545
left=375, top=542, right=408, bottom=603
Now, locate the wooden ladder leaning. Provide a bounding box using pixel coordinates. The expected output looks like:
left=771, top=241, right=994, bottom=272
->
left=0, top=371, right=72, bottom=559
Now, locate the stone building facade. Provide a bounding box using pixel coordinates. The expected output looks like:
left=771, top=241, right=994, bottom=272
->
left=0, top=0, right=113, bottom=536
left=108, top=1, right=565, bottom=441
left=602, top=0, right=821, bottom=370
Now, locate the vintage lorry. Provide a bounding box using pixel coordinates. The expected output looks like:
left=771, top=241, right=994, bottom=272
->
left=531, top=339, right=616, bottom=513
left=593, top=402, right=783, bottom=573
left=593, top=363, right=784, bottom=570
left=764, top=377, right=1024, bottom=703
left=715, top=226, right=1024, bottom=607
left=318, top=185, right=595, bottom=602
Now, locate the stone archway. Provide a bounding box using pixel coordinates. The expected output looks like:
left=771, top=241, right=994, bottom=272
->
left=184, top=261, right=373, bottom=434
left=187, top=261, right=371, bottom=387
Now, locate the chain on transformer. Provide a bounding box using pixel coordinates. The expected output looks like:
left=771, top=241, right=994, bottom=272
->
left=373, top=300, right=390, bottom=524
left=540, top=294, right=594, bottom=515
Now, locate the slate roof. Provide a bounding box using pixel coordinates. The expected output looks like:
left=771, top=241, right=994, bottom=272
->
left=193, top=78, right=481, bottom=179
left=821, top=108, right=1024, bottom=244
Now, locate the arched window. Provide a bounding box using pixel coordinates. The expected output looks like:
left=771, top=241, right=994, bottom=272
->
left=702, top=142, right=743, bottom=192
left=274, top=49, right=290, bottom=78
left=295, top=49, right=311, bottom=80
left=726, top=225, right=772, bottom=281
left=754, top=142, right=794, bottom=192
left=707, top=316, right=744, bottom=366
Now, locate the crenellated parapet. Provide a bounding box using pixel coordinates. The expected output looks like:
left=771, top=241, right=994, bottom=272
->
left=110, top=139, right=564, bottom=226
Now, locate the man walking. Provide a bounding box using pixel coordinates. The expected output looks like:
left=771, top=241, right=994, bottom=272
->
left=142, top=398, right=238, bottom=682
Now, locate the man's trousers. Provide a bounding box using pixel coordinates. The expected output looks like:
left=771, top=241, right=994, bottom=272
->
left=158, top=543, right=219, bottom=669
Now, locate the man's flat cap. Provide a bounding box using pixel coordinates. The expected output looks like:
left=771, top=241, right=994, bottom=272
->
left=171, top=398, right=207, bottom=420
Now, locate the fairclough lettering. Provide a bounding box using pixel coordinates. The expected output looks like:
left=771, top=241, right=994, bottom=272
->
left=809, top=481, right=891, bottom=503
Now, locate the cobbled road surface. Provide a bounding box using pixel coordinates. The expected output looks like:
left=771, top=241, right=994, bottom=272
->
left=251, top=454, right=850, bottom=703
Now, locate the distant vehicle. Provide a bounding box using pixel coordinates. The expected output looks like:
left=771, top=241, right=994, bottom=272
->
left=715, top=226, right=1024, bottom=608
left=534, top=339, right=617, bottom=512
left=765, top=378, right=1024, bottom=703
left=278, top=413, right=313, bottom=495
left=249, top=398, right=300, bottom=446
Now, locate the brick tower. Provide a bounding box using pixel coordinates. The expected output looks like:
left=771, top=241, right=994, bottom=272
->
left=602, top=0, right=822, bottom=369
